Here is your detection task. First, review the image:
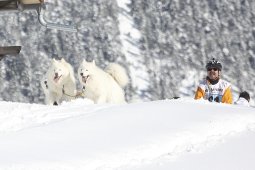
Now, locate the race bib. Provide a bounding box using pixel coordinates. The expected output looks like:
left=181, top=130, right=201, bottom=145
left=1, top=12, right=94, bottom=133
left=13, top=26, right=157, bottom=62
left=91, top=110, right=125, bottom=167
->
left=208, top=94, right=222, bottom=103
left=205, top=86, right=223, bottom=103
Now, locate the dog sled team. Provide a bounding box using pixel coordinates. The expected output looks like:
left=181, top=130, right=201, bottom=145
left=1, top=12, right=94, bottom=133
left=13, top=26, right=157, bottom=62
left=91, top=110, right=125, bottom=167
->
left=41, top=58, right=252, bottom=107
left=41, top=58, right=129, bottom=105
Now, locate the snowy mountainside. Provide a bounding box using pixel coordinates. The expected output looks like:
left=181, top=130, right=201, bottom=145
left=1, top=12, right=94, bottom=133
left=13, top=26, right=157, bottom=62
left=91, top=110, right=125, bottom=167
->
left=0, top=98, right=255, bottom=170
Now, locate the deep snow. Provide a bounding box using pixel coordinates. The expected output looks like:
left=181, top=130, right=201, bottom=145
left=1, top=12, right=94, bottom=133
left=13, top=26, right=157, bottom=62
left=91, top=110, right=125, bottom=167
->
left=0, top=98, right=254, bottom=170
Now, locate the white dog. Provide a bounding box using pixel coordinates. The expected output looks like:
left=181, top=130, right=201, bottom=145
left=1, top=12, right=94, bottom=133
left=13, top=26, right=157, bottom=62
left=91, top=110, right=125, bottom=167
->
left=77, top=60, right=129, bottom=104
left=41, top=58, right=76, bottom=105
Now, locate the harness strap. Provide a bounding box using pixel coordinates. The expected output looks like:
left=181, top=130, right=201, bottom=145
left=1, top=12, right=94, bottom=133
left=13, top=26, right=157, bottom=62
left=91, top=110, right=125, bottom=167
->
left=62, top=85, right=85, bottom=98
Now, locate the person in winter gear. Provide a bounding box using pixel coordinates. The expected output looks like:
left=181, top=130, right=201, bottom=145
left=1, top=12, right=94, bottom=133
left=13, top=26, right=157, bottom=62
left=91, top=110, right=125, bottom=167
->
left=234, top=91, right=250, bottom=107
left=194, top=58, right=233, bottom=104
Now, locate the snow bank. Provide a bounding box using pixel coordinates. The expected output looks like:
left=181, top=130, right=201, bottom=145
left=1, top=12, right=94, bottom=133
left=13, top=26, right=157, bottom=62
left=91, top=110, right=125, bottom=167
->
left=0, top=98, right=254, bottom=170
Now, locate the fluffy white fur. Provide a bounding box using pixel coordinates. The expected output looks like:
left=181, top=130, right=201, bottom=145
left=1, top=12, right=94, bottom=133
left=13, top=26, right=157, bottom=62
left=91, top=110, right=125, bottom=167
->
left=40, top=75, right=50, bottom=104
left=41, top=58, right=76, bottom=105
left=78, top=60, right=129, bottom=104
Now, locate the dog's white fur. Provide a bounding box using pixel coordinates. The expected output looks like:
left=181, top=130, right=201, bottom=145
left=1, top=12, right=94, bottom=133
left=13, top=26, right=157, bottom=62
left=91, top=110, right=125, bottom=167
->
left=78, top=60, right=129, bottom=104
left=40, top=75, right=50, bottom=104
left=41, top=58, right=76, bottom=105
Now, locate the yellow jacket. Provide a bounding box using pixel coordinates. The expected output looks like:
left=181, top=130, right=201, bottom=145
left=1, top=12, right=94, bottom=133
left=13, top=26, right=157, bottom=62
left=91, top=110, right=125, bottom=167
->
left=194, top=78, right=233, bottom=104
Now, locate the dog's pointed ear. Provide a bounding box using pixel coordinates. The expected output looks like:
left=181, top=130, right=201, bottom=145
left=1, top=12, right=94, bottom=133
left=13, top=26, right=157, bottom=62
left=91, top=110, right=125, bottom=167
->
left=61, top=58, right=66, bottom=63
left=82, top=59, right=86, bottom=64
left=92, top=60, right=95, bottom=66
left=52, top=58, right=57, bottom=63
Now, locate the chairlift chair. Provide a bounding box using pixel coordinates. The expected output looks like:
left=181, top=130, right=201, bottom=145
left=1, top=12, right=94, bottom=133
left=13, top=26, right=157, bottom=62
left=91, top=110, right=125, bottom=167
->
left=0, top=0, right=77, bottom=32
left=0, top=46, right=21, bottom=60
left=0, top=0, right=77, bottom=59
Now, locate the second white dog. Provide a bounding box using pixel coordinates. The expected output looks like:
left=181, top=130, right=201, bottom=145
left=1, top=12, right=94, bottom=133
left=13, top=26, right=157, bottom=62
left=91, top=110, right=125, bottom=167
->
left=78, top=60, right=129, bottom=104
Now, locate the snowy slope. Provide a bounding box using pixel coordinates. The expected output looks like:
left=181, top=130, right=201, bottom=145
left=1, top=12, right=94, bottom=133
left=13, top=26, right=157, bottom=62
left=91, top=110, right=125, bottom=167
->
left=0, top=98, right=254, bottom=170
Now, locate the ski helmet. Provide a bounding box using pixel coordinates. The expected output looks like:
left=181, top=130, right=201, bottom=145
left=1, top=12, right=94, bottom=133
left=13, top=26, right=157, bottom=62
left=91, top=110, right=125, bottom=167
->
left=206, top=58, right=222, bottom=71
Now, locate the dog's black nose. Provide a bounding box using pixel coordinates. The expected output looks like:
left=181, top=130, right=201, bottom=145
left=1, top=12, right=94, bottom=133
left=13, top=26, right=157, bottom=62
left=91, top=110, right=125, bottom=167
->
left=80, top=73, right=83, bottom=76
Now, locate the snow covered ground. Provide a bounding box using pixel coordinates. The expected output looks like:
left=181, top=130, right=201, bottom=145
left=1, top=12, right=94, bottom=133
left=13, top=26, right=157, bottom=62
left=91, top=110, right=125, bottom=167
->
left=0, top=98, right=255, bottom=170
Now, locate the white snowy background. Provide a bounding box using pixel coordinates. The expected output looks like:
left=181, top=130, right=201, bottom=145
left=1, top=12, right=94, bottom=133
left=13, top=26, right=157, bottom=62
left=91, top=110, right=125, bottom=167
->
left=0, top=98, right=255, bottom=170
